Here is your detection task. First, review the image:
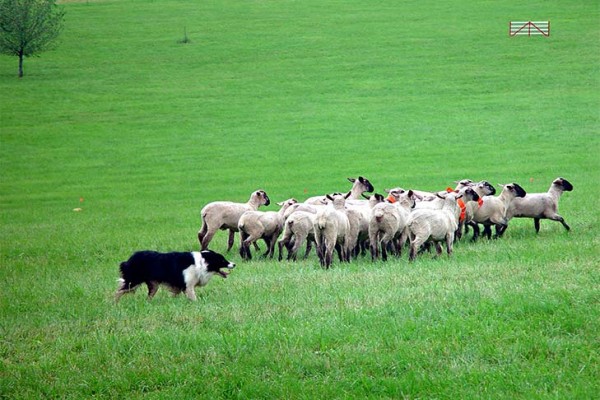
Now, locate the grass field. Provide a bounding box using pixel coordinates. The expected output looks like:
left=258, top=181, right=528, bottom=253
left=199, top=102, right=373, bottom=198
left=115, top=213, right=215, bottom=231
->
left=1, top=0, right=599, bottom=398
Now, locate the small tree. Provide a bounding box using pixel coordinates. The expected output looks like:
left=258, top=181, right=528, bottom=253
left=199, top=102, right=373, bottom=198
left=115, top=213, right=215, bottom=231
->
left=0, top=0, right=65, bottom=77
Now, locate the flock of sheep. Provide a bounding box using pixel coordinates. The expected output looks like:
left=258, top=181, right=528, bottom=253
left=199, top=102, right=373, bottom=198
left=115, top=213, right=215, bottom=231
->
left=197, top=177, right=573, bottom=268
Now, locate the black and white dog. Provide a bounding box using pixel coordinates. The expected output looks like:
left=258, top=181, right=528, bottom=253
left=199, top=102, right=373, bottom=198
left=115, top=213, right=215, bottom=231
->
left=116, top=249, right=235, bottom=302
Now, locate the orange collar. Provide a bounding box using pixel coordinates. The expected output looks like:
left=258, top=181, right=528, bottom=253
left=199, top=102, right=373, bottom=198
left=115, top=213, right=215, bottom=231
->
left=387, top=195, right=396, bottom=203
left=457, top=199, right=466, bottom=222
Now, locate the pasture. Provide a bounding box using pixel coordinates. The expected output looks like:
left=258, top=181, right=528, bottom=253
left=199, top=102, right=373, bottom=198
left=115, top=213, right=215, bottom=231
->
left=1, top=0, right=599, bottom=398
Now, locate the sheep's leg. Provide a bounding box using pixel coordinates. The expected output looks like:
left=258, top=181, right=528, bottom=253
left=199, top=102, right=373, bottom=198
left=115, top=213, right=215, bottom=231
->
left=409, top=237, right=425, bottom=262
left=225, top=229, right=235, bottom=252
left=239, top=232, right=254, bottom=260
left=147, top=281, right=160, bottom=300
left=455, top=222, right=463, bottom=241
left=446, top=234, right=454, bottom=256
left=534, top=218, right=541, bottom=233
left=434, top=242, right=443, bottom=257
left=409, top=241, right=419, bottom=261
left=370, top=240, right=380, bottom=261
left=483, top=225, right=493, bottom=240
left=335, top=243, right=344, bottom=262
left=325, top=247, right=333, bottom=269
left=277, top=240, right=285, bottom=261
left=303, top=240, right=313, bottom=260
left=265, top=235, right=278, bottom=258
left=290, top=235, right=306, bottom=261
left=200, top=226, right=217, bottom=250
left=494, top=223, right=507, bottom=238
left=400, top=229, right=411, bottom=257
left=549, top=214, right=570, bottom=231
left=261, top=237, right=271, bottom=257
left=469, top=222, right=480, bottom=242
left=198, top=223, right=208, bottom=249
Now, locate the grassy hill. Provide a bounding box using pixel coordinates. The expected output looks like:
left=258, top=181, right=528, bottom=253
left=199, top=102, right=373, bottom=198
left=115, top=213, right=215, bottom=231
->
left=1, top=0, right=598, bottom=398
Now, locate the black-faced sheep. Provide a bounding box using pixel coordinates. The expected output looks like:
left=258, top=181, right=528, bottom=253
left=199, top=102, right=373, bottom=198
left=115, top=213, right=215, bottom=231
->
left=468, top=183, right=526, bottom=241
left=198, top=190, right=270, bottom=251
left=506, top=177, right=573, bottom=233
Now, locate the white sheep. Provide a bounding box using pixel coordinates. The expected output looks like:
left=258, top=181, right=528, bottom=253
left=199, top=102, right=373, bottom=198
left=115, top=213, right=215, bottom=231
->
left=468, top=183, right=527, bottom=241
left=368, top=189, right=416, bottom=261
left=506, top=177, right=573, bottom=233
left=198, top=190, right=270, bottom=251
left=345, top=193, right=385, bottom=258
left=304, top=176, right=374, bottom=205
left=407, top=192, right=462, bottom=261
left=238, top=198, right=298, bottom=260
left=277, top=210, right=317, bottom=261
left=313, top=193, right=351, bottom=268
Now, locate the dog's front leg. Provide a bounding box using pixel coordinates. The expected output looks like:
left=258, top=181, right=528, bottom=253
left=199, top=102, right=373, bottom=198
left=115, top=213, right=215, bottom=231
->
left=185, top=286, right=197, bottom=301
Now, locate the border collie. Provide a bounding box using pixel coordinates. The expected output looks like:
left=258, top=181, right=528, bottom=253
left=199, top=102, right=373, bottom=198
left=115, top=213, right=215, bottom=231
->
left=116, top=249, right=235, bottom=302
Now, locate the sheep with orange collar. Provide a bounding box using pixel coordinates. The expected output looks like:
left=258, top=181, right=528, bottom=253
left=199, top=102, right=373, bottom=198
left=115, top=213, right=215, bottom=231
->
left=407, top=191, right=464, bottom=261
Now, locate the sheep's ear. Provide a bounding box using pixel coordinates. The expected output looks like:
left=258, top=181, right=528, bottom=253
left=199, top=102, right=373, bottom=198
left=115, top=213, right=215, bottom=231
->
left=412, top=192, right=424, bottom=201
left=358, top=176, right=365, bottom=182
left=436, top=192, right=445, bottom=199
left=344, top=191, right=352, bottom=199
left=348, top=177, right=356, bottom=183
left=456, top=194, right=463, bottom=199
left=407, top=190, right=414, bottom=198
left=277, top=201, right=284, bottom=206
left=326, top=194, right=334, bottom=201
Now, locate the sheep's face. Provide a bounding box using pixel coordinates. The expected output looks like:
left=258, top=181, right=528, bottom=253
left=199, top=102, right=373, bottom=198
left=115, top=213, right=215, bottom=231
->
left=553, top=178, right=573, bottom=192
left=277, top=198, right=298, bottom=209
left=372, top=193, right=385, bottom=203
left=255, top=190, right=270, bottom=206
left=400, top=190, right=417, bottom=209
left=349, top=176, right=374, bottom=193
left=326, top=193, right=348, bottom=208
left=454, top=179, right=473, bottom=190
left=461, top=187, right=480, bottom=202
left=501, top=183, right=526, bottom=198
left=477, top=181, right=496, bottom=196
left=386, top=189, right=403, bottom=203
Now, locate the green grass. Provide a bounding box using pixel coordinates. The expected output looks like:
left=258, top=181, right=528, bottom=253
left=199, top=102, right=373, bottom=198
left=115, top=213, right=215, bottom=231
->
left=1, top=0, right=599, bottom=398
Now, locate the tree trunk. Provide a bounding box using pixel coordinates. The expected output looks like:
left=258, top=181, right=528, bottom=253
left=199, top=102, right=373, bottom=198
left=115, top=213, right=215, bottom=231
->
left=18, top=52, right=24, bottom=78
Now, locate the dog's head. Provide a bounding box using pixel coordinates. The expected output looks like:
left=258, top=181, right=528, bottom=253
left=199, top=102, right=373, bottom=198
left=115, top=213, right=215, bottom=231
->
left=201, top=250, right=236, bottom=278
